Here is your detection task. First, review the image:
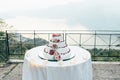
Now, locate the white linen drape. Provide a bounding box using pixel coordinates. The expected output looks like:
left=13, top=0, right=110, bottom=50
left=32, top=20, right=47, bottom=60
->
left=22, top=46, right=93, bottom=80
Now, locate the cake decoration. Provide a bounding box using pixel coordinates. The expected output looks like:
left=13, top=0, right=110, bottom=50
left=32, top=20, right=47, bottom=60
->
left=52, top=39, right=60, bottom=43
left=54, top=51, right=61, bottom=61
left=49, top=49, right=55, bottom=55
left=52, top=34, right=61, bottom=37
left=52, top=44, right=58, bottom=48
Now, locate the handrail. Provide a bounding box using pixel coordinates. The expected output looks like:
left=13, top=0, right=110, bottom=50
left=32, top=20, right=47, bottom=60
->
left=4, top=30, right=120, bottom=61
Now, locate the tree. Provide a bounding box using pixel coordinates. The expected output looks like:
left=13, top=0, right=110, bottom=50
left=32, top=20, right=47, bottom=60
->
left=0, top=18, right=13, bottom=62
left=0, top=18, right=13, bottom=32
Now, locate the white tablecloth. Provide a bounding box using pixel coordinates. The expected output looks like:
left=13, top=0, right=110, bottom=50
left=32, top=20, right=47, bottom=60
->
left=22, top=46, right=93, bottom=80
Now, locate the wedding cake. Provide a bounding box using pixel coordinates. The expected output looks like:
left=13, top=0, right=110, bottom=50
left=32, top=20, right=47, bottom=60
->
left=43, top=33, right=73, bottom=61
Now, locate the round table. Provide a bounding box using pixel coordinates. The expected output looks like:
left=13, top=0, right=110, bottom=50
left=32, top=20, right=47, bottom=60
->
left=22, top=46, right=93, bottom=80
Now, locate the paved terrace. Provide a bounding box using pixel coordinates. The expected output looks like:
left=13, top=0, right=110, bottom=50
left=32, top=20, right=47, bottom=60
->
left=0, top=62, right=120, bottom=80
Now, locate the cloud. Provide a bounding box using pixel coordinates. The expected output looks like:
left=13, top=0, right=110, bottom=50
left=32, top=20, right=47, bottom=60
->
left=0, top=0, right=82, bottom=12
left=5, top=16, right=89, bottom=30
left=2, top=0, right=120, bottom=30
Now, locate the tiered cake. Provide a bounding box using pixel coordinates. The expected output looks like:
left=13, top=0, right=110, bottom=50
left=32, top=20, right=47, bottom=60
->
left=43, top=33, right=72, bottom=61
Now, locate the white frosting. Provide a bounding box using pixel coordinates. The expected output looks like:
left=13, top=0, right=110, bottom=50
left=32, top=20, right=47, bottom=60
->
left=43, top=50, right=71, bottom=60
left=44, top=46, right=70, bottom=55
left=44, top=48, right=71, bottom=60
left=48, top=42, right=67, bottom=48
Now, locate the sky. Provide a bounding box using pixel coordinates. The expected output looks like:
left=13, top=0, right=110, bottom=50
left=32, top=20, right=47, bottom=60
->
left=0, top=0, right=120, bottom=30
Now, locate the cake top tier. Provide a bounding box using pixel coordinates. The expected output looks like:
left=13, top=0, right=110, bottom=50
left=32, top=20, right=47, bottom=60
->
left=51, top=33, right=64, bottom=42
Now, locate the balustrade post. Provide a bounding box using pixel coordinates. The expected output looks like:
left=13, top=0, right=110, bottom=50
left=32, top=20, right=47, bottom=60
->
left=5, top=30, right=9, bottom=62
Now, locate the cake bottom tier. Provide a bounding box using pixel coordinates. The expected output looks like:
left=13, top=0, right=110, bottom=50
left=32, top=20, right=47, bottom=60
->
left=39, top=46, right=75, bottom=61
